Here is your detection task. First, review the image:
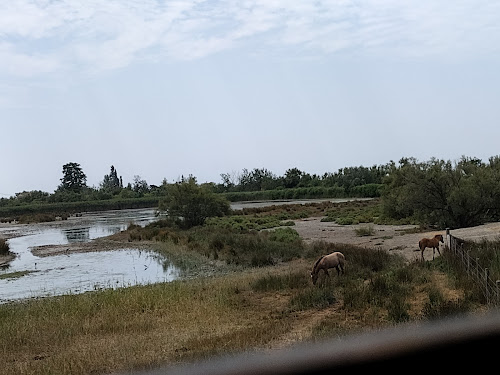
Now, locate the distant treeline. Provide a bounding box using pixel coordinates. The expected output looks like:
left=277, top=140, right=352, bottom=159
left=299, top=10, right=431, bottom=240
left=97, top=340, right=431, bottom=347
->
left=214, top=165, right=390, bottom=194
left=3, top=156, right=500, bottom=229
left=0, top=164, right=387, bottom=218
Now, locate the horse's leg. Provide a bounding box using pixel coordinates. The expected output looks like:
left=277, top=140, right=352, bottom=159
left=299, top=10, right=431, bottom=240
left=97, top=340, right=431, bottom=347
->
left=437, top=245, right=441, bottom=256
left=421, top=247, right=425, bottom=261
left=432, top=247, right=435, bottom=260
left=335, top=265, right=340, bottom=276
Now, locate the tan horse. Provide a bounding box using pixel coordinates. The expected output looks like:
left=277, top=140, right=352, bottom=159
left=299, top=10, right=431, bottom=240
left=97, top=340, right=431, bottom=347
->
left=311, top=252, right=345, bottom=285
left=418, top=234, right=444, bottom=260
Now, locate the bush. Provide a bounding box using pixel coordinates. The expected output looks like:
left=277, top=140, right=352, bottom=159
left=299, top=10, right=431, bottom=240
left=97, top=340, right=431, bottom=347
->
left=268, top=227, right=300, bottom=243
left=382, top=156, right=500, bottom=228
left=159, top=179, right=230, bottom=229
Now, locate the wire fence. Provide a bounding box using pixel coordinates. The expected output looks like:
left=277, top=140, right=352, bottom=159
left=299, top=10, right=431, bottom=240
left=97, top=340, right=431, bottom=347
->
left=446, top=229, right=500, bottom=306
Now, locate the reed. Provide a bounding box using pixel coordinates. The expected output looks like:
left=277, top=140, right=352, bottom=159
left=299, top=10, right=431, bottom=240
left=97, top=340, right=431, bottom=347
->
left=0, top=271, right=292, bottom=375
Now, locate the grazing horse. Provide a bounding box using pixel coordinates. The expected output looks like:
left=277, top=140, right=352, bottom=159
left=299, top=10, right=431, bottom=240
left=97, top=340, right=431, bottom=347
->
left=311, top=252, right=345, bottom=285
left=418, top=234, right=444, bottom=260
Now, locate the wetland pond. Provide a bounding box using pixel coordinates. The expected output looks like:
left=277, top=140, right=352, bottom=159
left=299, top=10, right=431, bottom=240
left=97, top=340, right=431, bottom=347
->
left=0, top=209, right=179, bottom=303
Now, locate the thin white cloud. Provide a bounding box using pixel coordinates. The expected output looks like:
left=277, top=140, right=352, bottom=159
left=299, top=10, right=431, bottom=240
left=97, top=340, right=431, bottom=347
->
left=1, top=1, right=499, bottom=77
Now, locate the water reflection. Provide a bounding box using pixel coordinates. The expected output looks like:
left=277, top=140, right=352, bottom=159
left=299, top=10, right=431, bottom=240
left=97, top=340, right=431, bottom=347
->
left=63, top=227, right=91, bottom=243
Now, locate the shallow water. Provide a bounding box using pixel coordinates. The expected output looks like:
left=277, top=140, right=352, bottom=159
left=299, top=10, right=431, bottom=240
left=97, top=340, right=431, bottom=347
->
left=0, top=209, right=179, bottom=303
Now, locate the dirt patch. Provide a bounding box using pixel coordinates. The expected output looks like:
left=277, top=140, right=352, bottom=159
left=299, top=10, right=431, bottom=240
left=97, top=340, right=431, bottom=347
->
left=30, top=239, right=152, bottom=257
left=292, top=218, right=500, bottom=262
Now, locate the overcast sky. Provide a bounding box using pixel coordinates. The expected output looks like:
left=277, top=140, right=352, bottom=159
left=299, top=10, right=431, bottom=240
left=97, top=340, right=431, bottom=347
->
left=2, top=1, right=500, bottom=196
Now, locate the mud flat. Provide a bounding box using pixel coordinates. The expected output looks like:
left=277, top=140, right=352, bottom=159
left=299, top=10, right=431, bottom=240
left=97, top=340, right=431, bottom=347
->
left=293, top=218, right=500, bottom=262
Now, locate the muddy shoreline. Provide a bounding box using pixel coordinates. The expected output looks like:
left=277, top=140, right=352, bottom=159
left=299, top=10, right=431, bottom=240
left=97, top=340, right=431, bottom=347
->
left=29, top=238, right=154, bottom=258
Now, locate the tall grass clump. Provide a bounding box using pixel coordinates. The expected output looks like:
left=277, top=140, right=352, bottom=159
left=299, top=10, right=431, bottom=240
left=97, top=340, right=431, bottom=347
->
left=422, top=284, right=470, bottom=320
left=354, top=224, right=375, bottom=237
left=0, top=238, right=10, bottom=255
left=289, top=283, right=337, bottom=311
left=251, top=271, right=309, bottom=292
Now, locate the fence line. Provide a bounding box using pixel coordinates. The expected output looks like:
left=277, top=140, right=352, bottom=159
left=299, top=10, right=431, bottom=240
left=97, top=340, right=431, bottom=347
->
left=446, top=229, right=500, bottom=306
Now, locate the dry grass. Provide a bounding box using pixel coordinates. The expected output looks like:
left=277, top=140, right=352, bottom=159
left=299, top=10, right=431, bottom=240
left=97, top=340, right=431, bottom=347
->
left=0, top=244, right=477, bottom=375
left=0, top=266, right=296, bottom=375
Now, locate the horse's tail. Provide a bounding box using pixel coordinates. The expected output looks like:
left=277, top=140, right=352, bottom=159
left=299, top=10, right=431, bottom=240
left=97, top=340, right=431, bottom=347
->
left=312, top=255, right=325, bottom=274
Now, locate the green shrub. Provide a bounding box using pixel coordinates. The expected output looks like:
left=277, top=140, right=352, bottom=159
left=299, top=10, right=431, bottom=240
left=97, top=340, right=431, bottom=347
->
left=159, top=179, right=230, bottom=229
left=268, top=227, right=300, bottom=243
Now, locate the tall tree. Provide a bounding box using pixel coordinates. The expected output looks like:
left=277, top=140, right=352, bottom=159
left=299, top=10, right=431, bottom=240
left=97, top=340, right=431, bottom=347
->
left=59, top=162, right=87, bottom=192
left=101, top=165, right=121, bottom=193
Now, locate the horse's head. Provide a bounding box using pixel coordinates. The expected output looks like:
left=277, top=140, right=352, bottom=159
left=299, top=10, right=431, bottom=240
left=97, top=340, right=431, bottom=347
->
left=311, top=272, right=318, bottom=285
left=437, top=234, right=444, bottom=243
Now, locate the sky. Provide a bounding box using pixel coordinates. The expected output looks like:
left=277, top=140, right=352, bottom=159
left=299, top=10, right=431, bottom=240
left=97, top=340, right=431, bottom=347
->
left=1, top=1, right=500, bottom=196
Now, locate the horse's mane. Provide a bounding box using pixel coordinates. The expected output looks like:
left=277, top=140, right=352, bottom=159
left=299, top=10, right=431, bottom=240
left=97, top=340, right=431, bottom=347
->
left=312, top=255, right=325, bottom=273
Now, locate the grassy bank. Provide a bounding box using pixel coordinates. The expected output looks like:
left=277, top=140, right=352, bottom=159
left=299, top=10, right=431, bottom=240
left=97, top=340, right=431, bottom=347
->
left=0, top=184, right=383, bottom=223
left=0, top=237, right=477, bottom=375
left=0, top=197, right=159, bottom=222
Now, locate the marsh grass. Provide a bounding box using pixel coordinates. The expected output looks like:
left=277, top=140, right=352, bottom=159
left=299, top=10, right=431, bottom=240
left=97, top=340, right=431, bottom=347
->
left=0, top=244, right=477, bottom=375
left=128, top=222, right=305, bottom=268
left=206, top=214, right=295, bottom=231
left=0, top=270, right=34, bottom=280
left=0, top=271, right=292, bottom=375
left=251, top=271, right=309, bottom=292
left=354, top=224, right=375, bottom=237
left=0, top=201, right=482, bottom=375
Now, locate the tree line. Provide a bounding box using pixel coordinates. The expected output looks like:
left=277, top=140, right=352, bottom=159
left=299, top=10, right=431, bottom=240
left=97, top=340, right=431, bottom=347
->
left=2, top=156, right=500, bottom=229
left=215, top=165, right=390, bottom=193
left=1, top=162, right=388, bottom=206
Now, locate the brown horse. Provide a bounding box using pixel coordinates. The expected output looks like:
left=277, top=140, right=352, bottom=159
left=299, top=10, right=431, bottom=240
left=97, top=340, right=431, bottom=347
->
left=311, top=252, right=345, bottom=285
left=418, top=234, right=444, bottom=260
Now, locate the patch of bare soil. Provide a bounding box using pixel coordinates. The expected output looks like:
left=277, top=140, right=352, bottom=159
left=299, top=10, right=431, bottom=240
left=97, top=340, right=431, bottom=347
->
left=292, top=218, right=500, bottom=262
